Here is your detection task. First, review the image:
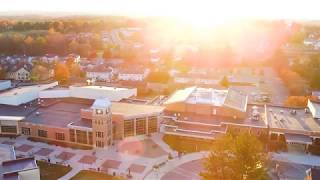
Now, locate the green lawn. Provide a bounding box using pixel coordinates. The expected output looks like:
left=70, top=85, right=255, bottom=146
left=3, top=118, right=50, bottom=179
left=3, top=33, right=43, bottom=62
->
left=37, top=161, right=72, bottom=180
left=163, top=134, right=213, bottom=153
left=70, top=170, right=122, bottom=180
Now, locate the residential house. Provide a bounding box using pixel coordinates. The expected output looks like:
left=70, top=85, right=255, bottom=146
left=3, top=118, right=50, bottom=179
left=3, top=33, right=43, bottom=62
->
left=40, top=54, right=59, bottom=63
left=118, top=67, right=150, bottom=81
left=66, top=53, right=81, bottom=63
left=86, top=66, right=113, bottom=82
left=6, top=66, right=31, bottom=81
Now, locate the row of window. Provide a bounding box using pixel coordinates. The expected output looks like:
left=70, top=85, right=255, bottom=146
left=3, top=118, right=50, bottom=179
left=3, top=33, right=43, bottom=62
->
left=96, top=131, right=104, bottom=138
left=21, top=127, right=66, bottom=141
left=123, top=117, right=158, bottom=137
left=1, top=126, right=17, bottom=133
left=69, top=129, right=93, bottom=145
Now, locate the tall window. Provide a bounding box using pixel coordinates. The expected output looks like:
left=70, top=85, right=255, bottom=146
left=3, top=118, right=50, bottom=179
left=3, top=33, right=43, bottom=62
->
left=88, top=132, right=93, bottom=145
left=96, top=141, right=104, bottom=147
left=136, top=118, right=146, bottom=135
left=96, top=131, right=104, bottom=138
left=55, top=132, right=65, bottom=141
left=124, top=120, right=134, bottom=137
left=69, top=129, right=75, bottom=142
left=76, top=130, right=88, bottom=144
left=21, top=127, right=31, bottom=135
left=148, top=116, right=158, bottom=133
left=38, top=130, right=48, bottom=138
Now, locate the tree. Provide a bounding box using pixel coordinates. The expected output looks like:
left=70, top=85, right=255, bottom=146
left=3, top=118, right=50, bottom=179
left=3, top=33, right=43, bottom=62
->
left=30, top=65, right=48, bottom=82
left=220, top=76, right=230, bottom=88
left=147, top=71, right=170, bottom=83
left=54, top=63, right=70, bottom=84
left=201, top=132, right=267, bottom=180
left=70, top=63, right=81, bottom=77
left=0, top=68, right=6, bottom=79
left=284, top=96, right=317, bottom=108
left=103, top=48, right=111, bottom=60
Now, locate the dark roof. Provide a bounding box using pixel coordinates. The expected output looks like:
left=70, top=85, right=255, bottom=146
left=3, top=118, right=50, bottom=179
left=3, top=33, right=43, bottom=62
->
left=1, top=157, right=37, bottom=176
left=0, top=104, right=38, bottom=117
left=70, top=119, right=92, bottom=128
left=24, top=101, right=91, bottom=128
left=6, top=63, right=32, bottom=73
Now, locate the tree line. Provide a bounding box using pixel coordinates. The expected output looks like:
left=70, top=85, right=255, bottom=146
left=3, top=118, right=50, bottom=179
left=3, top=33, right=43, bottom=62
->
left=0, top=17, right=131, bottom=33
left=0, top=29, right=103, bottom=57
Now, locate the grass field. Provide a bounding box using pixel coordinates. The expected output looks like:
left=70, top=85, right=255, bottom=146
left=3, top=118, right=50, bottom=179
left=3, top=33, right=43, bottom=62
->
left=37, top=160, right=72, bottom=180
left=163, top=134, right=213, bottom=153
left=70, top=170, right=122, bottom=180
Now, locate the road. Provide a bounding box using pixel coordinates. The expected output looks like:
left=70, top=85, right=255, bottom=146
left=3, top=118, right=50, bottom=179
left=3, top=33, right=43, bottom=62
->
left=263, top=67, right=289, bottom=105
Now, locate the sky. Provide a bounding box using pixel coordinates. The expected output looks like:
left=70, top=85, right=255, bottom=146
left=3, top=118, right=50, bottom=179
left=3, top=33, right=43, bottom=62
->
left=2, top=0, right=320, bottom=20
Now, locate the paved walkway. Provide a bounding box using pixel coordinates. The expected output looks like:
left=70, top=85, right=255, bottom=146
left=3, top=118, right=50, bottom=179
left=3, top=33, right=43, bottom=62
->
left=271, top=152, right=320, bottom=166
left=144, top=151, right=208, bottom=180
left=0, top=133, right=172, bottom=180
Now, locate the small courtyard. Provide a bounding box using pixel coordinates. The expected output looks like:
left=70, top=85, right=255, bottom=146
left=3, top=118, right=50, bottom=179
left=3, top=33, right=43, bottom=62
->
left=0, top=133, right=172, bottom=180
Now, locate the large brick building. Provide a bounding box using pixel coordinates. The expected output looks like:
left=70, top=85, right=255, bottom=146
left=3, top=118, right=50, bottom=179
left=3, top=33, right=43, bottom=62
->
left=161, top=87, right=320, bottom=152
left=0, top=97, right=164, bottom=149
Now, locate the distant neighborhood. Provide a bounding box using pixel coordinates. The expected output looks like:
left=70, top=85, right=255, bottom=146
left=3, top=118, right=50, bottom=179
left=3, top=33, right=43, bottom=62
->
left=1, top=18, right=320, bottom=180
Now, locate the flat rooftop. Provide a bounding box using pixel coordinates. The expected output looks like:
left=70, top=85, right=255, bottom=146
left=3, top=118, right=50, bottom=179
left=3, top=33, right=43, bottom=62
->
left=0, top=103, right=37, bottom=117
left=24, top=101, right=91, bottom=128
left=111, top=102, right=165, bottom=118
left=165, top=104, right=267, bottom=128
left=72, top=85, right=132, bottom=91
left=267, top=106, right=320, bottom=133
left=165, top=87, right=248, bottom=112
left=0, top=83, right=55, bottom=96
left=186, top=88, right=227, bottom=106
left=1, top=157, right=37, bottom=176
left=0, top=144, right=15, bottom=164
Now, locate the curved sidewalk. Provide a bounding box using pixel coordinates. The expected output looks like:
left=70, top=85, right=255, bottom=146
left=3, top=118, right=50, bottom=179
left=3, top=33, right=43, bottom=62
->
left=143, top=151, right=208, bottom=180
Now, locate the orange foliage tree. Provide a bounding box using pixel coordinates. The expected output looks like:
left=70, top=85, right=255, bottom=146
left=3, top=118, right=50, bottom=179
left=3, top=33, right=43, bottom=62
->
left=284, top=96, right=317, bottom=107
left=54, top=63, right=70, bottom=84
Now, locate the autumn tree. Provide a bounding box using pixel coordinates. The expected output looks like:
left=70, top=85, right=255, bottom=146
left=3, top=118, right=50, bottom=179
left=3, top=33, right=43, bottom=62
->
left=220, top=76, right=230, bottom=88
left=201, top=132, right=267, bottom=180
left=103, top=48, right=111, bottom=60
left=0, top=68, right=6, bottom=79
left=284, top=96, right=318, bottom=108
left=54, top=63, right=70, bottom=84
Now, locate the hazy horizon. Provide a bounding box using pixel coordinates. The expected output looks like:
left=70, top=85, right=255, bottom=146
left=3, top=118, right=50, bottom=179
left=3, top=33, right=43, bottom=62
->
left=2, top=0, right=320, bottom=21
